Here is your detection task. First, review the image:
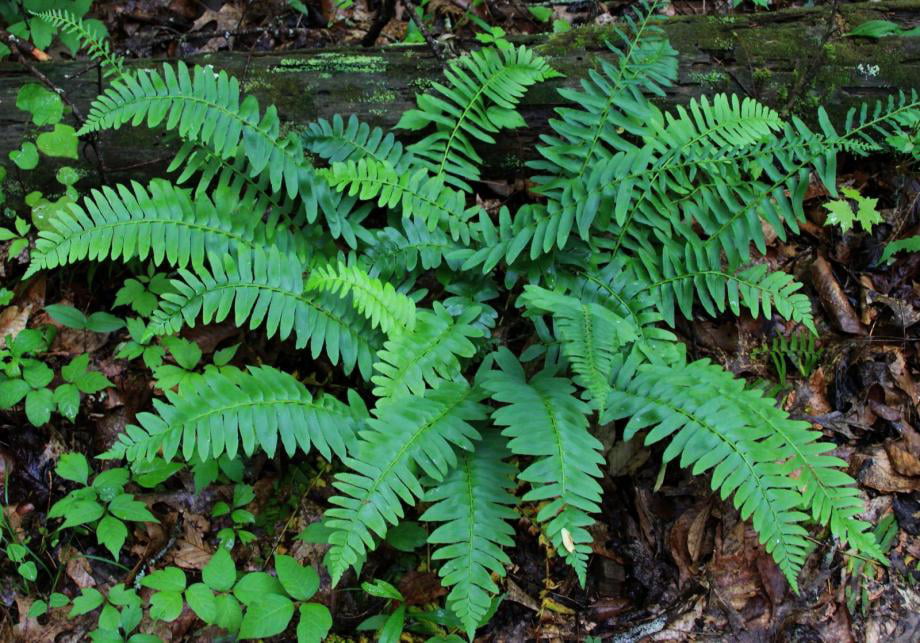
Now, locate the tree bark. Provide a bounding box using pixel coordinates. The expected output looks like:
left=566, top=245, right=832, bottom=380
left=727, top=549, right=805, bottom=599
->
left=0, top=0, right=918, bottom=193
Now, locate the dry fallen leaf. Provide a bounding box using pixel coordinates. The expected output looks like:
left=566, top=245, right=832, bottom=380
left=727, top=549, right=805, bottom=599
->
left=811, top=255, right=864, bottom=334
left=850, top=447, right=920, bottom=493
left=0, top=304, right=31, bottom=347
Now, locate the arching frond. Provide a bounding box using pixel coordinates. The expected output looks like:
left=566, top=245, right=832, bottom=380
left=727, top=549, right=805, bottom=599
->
left=101, top=365, right=367, bottom=463
left=421, top=429, right=518, bottom=639
left=483, top=349, right=603, bottom=585
left=371, top=302, right=484, bottom=399
left=324, top=382, right=487, bottom=584
left=398, top=44, right=556, bottom=191
left=149, top=248, right=380, bottom=379
left=304, top=114, right=412, bottom=170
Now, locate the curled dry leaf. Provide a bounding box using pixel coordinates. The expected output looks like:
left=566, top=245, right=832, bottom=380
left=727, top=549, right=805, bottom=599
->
left=60, top=545, right=96, bottom=588
left=811, top=256, right=864, bottom=334
left=850, top=447, right=920, bottom=493
left=0, top=303, right=31, bottom=347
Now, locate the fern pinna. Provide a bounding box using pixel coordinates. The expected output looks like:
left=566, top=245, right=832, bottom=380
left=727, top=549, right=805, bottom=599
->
left=31, top=1, right=916, bottom=637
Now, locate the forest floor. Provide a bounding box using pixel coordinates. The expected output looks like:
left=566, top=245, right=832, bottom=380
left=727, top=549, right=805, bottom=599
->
left=2, top=0, right=920, bottom=641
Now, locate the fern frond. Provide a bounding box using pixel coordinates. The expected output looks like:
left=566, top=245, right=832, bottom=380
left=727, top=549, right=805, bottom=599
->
left=421, top=429, right=518, bottom=639
left=363, top=218, right=459, bottom=279
left=521, top=285, right=638, bottom=412
left=305, top=260, right=416, bottom=335
left=880, top=234, right=920, bottom=264
left=604, top=359, right=814, bottom=589
left=101, top=365, right=367, bottom=463
left=35, top=9, right=125, bottom=79
left=304, top=114, right=412, bottom=170
left=149, top=248, right=380, bottom=379
left=78, top=61, right=319, bottom=206
left=325, top=381, right=487, bottom=584
left=483, top=349, right=603, bottom=584
left=371, top=302, right=484, bottom=398
left=640, top=258, right=816, bottom=332
left=24, top=179, right=306, bottom=278
left=397, top=45, right=556, bottom=191
left=324, top=159, right=480, bottom=243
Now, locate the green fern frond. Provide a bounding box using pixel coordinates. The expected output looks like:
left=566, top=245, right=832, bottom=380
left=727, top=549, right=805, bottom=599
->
left=149, top=248, right=380, bottom=379
left=521, top=285, right=638, bottom=412
left=324, top=158, right=480, bottom=243
left=640, top=258, right=816, bottom=332
left=35, top=9, right=125, bottom=79
left=371, top=302, right=484, bottom=399
left=304, top=260, right=416, bottom=335
left=78, top=61, right=319, bottom=206
left=604, top=359, right=813, bottom=589
left=101, top=365, right=367, bottom=463
left=363, top=218, right=459, bottom=279
left=24, top=179, right=306, bottom=278
left=325, top=381, right=487, bottom=584
left=304, top=114, right=412, bottom=170
left=880, top=234, right=920, bottom=264
left=483, top=349, right=604, bottom=585
left=397, top=45, right=556, bottom=191
left=421, top=429, right=518, bottom=639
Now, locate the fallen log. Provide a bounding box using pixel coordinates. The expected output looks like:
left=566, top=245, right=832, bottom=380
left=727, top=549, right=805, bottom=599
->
left=0, top=0, right=918, bottom=194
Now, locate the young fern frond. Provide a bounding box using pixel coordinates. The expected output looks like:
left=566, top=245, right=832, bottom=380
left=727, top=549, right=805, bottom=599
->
left=397, top=44, right=557, bottom=191
left=24, top=179, right=307, bottom=279
left=304, top=114, right=412, bottom=170
left=78, top=61, right=321, bottom=208
left=604, top=359, right=818, bottom=589
left=371, top=303, right=484, bottom=399
left=324, top=159, right=480, bottom=243
left=304, top=260, right=416, bottom=335
left=420, top=429, right=518, bottom=639
left=35, top=9, right=125, bottom=79
left=101, top=365, right=367, bottom=463
left=324, top=382, right=487, bottom=584
left=149, top=248, right=380, bottom=379
left=484, top=349, right=604, bottom=585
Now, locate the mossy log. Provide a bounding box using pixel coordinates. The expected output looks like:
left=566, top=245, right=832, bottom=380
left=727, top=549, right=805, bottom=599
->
left=0, top=0, right=919, bottom=193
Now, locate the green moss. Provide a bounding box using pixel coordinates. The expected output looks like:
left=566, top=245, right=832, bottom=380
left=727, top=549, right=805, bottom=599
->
left=690, top=70, right=728, bottom=89
left=271, top=53, right=387, bottom=75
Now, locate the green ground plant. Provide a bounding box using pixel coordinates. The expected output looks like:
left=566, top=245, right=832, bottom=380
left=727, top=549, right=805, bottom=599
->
left=13, top=1, right=920, bottom=638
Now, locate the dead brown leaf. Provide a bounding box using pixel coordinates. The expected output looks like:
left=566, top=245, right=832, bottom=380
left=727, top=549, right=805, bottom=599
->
left=0, top=304, right=31, bottom=347
left=398, top=570, right=447, bottom=605
left=60, top=546, right=96, bottom=588
left=811, top=255, right=864, bottom=334
left=850, top=447, right=920, bottom=493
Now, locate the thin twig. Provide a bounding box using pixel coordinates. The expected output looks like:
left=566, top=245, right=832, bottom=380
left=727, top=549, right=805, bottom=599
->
left=402, top=0, right=453, bottom=61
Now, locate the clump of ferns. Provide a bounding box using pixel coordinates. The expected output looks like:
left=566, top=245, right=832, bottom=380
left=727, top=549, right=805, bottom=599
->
left=29, top=1, right=920, bottom=637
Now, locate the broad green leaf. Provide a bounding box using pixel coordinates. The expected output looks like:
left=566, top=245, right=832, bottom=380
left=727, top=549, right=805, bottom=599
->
left=297, top=603, right=333, bottom=643
left=69, top=588, right=104, bottom=617
left=141, top=567, right=187, bottom=592
left=56, top=452, right=90, bottom=484
left=274, top=554, right=319, bottom=601
left=10, top=142, right=39, bottom=170
left=45, top=304, right=88, bottom=329
left=97, top=515, right=128, bottom=558
left=16, top=83, right=64, bottom=126
left=0, top=379, right=30, bottom=409
left=36, top=124, right=79, bottom=159
left=202, top=548, right=236, bottom=592
left=149, top=591, right=183, bottom=622
left=60, top=499, right=105, bottom=528
left=108, top=494, right=157, bottom=523
left=185, top=583, right=217, bottom=624
left=92, top=468, right=130, bottom=501
left=25, top=387, right=54, bottom=425
left=22, top=360, right=53, bottom=388
left=53, top=383, right=80, bottom=421
left=233, top=571, right=283, bottom=606
left=379, top=604, right=406, bottom=643
left=238, top=593, right=294, bottom=639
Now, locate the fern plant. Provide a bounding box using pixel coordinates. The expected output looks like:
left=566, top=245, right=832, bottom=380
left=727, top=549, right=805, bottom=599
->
left=29, top=2, right=919, bottom=638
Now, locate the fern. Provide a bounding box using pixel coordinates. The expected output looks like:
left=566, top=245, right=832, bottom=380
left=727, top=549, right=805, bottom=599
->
left=304, top=114, right=412, bottom=170
left=483, top=349, right=604, bottom=584
left=25, top=179, right=308, bottom=279
left=324, top=158, right=480, bottom=243
left=371, top=302, right=484, bottom=398
left=420, top=429, right=518, bottom=639
left=324, top=382, right=487, bottom=584
left=603, top=359, right=882, bottom=589
left=304, top=260, right=416, bottom=335
left=397, top=44, right=557, bottom=191
left=149, top=248, right=381, bottom=379
left=101, top=365, right=367, bottom=463
left=78, top=61, right=321, bottom=209
left=880, top=234, right=920, bottom=263
left=35, top=9, right=125, bottom=80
